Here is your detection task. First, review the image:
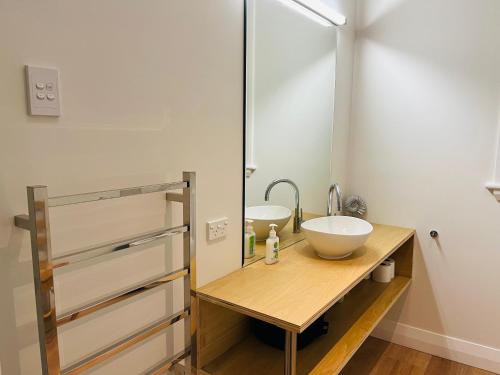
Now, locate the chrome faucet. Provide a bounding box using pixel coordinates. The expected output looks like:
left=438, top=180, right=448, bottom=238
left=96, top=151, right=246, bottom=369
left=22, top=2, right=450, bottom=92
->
left=327, top=183, right=343, bottom=216
left=264, top=179, right=302, bottom=233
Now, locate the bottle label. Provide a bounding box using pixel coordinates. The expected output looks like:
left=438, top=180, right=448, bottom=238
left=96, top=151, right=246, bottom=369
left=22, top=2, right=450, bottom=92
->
left=273, top=241, right=279, bottom=259
left=249, top=235, right=255, bottom=256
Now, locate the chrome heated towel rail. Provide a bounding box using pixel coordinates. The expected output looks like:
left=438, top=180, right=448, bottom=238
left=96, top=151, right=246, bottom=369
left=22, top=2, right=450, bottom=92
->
left=15, top=171, right=196, bottom=375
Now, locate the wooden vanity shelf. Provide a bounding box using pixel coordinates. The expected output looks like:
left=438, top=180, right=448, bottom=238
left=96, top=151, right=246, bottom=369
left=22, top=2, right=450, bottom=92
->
left=197, top=224, right=414, bottom=375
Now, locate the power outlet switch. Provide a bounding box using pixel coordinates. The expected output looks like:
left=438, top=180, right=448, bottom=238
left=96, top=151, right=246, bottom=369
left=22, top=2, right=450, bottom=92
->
left=25, top=65, right=61, bottom=116
left=207, top=217, right=229, bottom=241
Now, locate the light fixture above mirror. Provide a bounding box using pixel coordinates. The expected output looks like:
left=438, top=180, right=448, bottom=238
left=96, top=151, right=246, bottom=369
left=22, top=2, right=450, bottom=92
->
left=276, top=0, right=347, bottom=27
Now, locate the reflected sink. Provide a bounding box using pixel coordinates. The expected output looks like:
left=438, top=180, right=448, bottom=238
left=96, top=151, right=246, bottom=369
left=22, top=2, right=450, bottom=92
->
left=245, top=205, right=292, bottom=240
left=301, top=216, right=373, bottom=259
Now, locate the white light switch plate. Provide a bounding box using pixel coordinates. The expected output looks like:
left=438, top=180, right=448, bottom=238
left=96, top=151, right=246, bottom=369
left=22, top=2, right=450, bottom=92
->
left=25, top=65, right=61, bottom=116
left=207, top=217, right=229, bottom=241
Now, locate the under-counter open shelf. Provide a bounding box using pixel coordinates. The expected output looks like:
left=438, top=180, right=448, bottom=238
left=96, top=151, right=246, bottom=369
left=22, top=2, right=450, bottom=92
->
left=203, top=276, right=410, bottom=375
left=197, top=224, right=415, bottom=375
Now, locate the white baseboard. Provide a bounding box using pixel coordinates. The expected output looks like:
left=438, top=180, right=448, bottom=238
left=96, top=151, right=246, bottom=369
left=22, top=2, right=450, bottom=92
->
left=372, top=320, right=500, bottom=374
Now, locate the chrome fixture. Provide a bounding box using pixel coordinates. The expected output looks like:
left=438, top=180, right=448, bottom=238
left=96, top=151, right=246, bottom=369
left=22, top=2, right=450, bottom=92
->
left=14, top=172, right=196, bottom=375
left=264, top=179, right=302, bottom=233
left=327, top=183, right=343, bottom=216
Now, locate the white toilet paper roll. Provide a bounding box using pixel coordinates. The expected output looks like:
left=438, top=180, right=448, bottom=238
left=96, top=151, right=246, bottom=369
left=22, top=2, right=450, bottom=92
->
left=385, top=258, right=395, bottom=280
left=373, top=262, right=392, bottom=283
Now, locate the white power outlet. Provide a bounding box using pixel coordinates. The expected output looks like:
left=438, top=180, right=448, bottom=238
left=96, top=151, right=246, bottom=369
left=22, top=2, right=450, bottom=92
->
left=207, top=217, right=229, bottom=241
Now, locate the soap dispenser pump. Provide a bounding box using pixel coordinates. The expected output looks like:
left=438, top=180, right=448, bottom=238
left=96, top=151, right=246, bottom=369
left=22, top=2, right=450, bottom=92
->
left=265, top=224, right=279, bottom=265
left=244, top=219, right=256, bottom=259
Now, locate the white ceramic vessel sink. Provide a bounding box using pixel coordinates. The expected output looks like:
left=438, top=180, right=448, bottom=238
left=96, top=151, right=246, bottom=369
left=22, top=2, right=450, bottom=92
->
left=301, top=216, right=373, bottom=259
left=245, top=205, right=292, bottom=240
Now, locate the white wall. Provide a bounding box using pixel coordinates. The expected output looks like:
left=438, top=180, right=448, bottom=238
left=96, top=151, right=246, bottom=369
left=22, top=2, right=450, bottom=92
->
left=350, top=0, right=500, bottom=371
left=0, top=0, right=243, bottom=373
left=245, top=0, right=336, bottom=214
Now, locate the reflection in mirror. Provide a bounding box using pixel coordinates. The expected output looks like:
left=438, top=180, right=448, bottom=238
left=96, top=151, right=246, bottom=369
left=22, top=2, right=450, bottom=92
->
left=244, top=0, right=338, bottom=266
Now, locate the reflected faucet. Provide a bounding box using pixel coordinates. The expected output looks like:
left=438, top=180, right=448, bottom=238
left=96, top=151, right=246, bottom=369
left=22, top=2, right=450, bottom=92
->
left=264, top=179, right=302, bottom=233
left=327, top=183, right=343, bottom=216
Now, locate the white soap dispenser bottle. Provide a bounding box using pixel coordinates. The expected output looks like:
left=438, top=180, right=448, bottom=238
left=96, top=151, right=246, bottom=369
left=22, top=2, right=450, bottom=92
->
left=244, top=219, right=256, bottom=259
left=265, top=224, right=279, bottom=265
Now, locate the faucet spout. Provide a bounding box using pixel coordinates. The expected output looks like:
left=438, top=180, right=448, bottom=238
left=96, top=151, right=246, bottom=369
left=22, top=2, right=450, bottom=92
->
left=327, top=183, right=343, bottom=216
left=264, top=179, right=302, bottom=233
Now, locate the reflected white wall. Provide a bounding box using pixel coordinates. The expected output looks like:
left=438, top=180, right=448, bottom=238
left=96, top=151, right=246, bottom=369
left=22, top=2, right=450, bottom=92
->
left=245, top=0, right=337, bottom=214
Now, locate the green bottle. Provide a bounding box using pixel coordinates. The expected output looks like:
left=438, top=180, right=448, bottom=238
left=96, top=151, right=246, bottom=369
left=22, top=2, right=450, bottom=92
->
left=244, top=219, right=256, bottom=259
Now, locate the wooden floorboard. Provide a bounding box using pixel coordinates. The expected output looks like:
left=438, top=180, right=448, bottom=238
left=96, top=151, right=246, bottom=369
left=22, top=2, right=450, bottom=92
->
left=340, top=337, right=496, bottom=375
left=200, top=335, right=494, bottom=375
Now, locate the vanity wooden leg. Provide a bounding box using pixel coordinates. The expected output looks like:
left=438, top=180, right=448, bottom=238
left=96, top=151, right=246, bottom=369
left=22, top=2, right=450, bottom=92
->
left=284, top=331, right=297, bottom=375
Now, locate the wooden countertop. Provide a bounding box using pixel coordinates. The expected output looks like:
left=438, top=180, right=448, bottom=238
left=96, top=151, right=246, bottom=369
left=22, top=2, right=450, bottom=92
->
left=197, top=224, right=415, bottom=333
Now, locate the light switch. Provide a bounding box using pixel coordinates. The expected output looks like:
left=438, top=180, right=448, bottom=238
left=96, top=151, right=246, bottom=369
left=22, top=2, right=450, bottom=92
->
left=25, top=65, right=61, bottom=116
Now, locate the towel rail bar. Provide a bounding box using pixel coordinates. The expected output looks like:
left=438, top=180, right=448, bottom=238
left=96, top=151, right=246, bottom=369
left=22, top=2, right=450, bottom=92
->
left=48, top=181, right=187, bottom=207
left=57, top=267, right=190, bottom=326
left=14, top=172, right=196, bottom=375
left=48, top=224, right=188, bottom=268
left=61, top=307, right=190, bottom=375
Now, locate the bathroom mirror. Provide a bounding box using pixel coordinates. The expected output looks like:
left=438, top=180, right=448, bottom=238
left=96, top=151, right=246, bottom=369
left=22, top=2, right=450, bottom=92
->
left=244, top=0, right=337, bottom=266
